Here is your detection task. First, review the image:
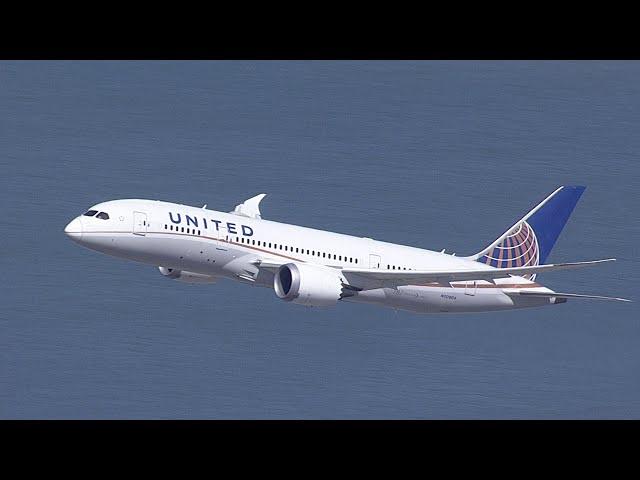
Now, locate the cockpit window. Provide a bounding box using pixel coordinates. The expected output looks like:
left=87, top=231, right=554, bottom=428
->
left=83, top=210, right=98, bottom=217
left=96, top=212, right=110, bottom=220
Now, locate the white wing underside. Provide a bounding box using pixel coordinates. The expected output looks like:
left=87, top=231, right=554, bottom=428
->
left=255, top=257, right=617, bottom=286
left=252, top=258, right=628, bottom=300
left=341, top=259, right=616, bottom=286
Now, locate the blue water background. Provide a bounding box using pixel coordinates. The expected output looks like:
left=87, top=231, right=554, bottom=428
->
left=1, top=61, right=638, bottom=418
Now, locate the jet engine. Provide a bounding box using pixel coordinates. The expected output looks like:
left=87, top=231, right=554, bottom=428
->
left=273, top=263, right=345, bottom=307
left=158, top=266, right=218, bottom=284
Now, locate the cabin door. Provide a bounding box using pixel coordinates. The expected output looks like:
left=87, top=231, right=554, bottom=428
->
left=133, top=211, right=148, bottom=236
left=216, top=224, right=228, bottom=249
left=369, top=254, right=382, bottom=269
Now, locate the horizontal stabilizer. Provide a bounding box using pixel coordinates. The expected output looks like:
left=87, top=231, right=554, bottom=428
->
left=504, top=290, right=631, bottom=302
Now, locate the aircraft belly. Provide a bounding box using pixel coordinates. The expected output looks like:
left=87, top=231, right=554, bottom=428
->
left=438, top=286, right=517, bottom=313
left=80, top=232, right=557, bottom=313
left=351, top=285, right=530, bottom=314
left=352, top=286, right=442, bottom=313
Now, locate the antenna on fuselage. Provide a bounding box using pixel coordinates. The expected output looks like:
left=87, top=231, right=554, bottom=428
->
left=202, top=204, right=207, bottom=209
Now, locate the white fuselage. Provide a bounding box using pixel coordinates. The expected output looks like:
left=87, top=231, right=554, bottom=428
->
left=64, top=199, right=557, bottom=314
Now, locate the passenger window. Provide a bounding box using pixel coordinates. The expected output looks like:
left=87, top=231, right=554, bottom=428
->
left=181, top=227, right=185, bottom=233
left=198, top=230, right=201, bottom=235
left=83, top=210, right=98, bottom=217
left=96, top=212, right=109, bottom=220
left=164, top=224, right=167, bottom=230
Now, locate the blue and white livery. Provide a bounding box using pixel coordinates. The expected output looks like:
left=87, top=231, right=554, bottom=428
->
left=64, top=186, right=629, bottom=314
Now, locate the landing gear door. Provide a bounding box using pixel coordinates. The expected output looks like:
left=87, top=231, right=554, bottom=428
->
left=369, top=254, right=382, bottom=269
left=133, top=211, right=147, bottom=236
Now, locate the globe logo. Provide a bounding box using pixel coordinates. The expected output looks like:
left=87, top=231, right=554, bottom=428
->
left=478, top=221, right=540, bottom=280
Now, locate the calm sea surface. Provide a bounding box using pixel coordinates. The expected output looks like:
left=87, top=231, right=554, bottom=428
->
left=1, top=61, right=638, bottom=418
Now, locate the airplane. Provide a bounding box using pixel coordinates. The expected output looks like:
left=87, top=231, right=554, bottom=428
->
left=64, top=186, right=630, bottom=314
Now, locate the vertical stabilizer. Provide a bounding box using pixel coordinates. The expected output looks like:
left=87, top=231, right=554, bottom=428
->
left=467, top=186, right=586, bottom=278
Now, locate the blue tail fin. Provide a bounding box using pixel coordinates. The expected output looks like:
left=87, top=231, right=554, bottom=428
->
left=468, top=186, right=586, bottom=274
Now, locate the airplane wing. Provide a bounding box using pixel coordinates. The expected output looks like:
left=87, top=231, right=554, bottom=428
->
left=230, top=194, right=267, bottom=219
left=341, top=259, right=616, bottom=288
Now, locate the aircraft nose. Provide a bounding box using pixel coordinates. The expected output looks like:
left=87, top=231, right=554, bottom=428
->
left=64, top=216, right=83, bottom=240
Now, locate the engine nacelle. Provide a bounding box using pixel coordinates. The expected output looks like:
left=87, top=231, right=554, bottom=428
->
left=158, top=266, right=218, bottom=284
left=274, top=263, right=344, bottom=307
